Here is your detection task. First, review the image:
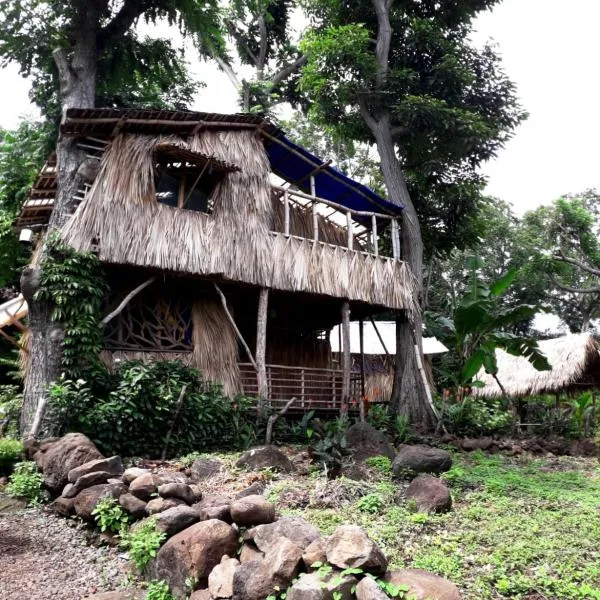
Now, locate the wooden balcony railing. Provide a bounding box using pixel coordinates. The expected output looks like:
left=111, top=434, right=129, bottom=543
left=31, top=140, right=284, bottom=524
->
left=239, top=362, right=362, bottom=411
left=271, top=182, right=401, bottom=259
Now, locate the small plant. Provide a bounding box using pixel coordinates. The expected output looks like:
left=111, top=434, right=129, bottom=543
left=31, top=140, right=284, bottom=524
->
left=6, top=461, right=46, bottom=505
left=145, top=580, right=174, bottom=600
left=393, top=414, right=410, bottom=443
left=120, top=518, right=166, bottom=571
left=310, top=417, right=352, bottom=479
left=364, top=455, right=392, bottom=475
left=177, top=451, right=204, bottom=468
left=366, top=404, right=391, bottom=432
left=0, top=438, right=24, bottom=474
left=356, top=493, right=384, bottom=514
left=92, top=497, right=130, bottom=533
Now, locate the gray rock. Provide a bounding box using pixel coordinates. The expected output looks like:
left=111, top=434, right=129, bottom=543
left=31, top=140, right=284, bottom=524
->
left=158, top=482, right=196, bottom=505
left=146, top=497, right=184, bottom=515
left=230, top=495, right=276, bottom=526
left=119, top=493, right=148, bottom=519
left=122, top=467, right=151, bottom=485
left=193, top=494, right=231, bottom=523
left=287, top=571, right=356, bottom=600
left=81, top=591, right=144, bottom=600
left=406, top=475, right=452, bottom=513
left=355, top=577, right=389, bottom=600
left=68, top=455, right=123, bottom=483
left=190, top=458, right=222, bottom=480
left=302, top=538, right=327, bottom=570
left=326, top=525, right=388, bottom=574
left=385, top=569, right=461, bottom=600
left=209, top=555, right=240, bottom=598
left=236, top=446, right=294, bottom=473
left=393, top=445, right=453, bottom=476
left=129, top=472, right=157, bottom=501
left=153, top=505, right=199, bottom=538
left=235, top=481, right=266, bottom=499
left=46, top=496, right=75, bottom=517
left=64, top=470, right=113, bottom=497
left=73, top=483, right=124, bottom=519
left=239, top=543, right=264, bottom=563
left=251, top=516, right=320, bottom=551
left=346, top=422, right=395, bottom=461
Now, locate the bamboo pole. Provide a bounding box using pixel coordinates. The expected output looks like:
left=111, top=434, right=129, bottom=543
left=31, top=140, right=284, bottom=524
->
left=359, top=318, right=366, bottom=422
left=256, top=288, right=269, bottom=409
left=283, top=190, right=290, bottom=235
left=372, top=215, right=379, bottom=257
left=346, top=211, right=354, bottom=250
left=369, top=317, right=390, bottom=356
left=311, top=176, right=319, bottom=241
left=341, top=301, right=351, bottom=417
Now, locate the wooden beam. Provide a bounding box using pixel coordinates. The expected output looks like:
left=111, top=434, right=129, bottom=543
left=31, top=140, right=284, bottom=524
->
left=359, top=318, right=366, bottom=422
left=369, top=317, right=390, bottom=356
left=101, top=277, right=156, bottom=325
left=341, top=300, right=351, bottom=417
left=283, top=190, right=290, bottom=235
left=372, top=214, right=379, bottom=257
left=256, top=288, right=269, bottom=411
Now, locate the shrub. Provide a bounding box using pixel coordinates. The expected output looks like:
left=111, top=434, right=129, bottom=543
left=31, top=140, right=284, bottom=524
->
left=0, top=383, right=22, bottom=438
left=310, top=418, right=352, bottom=479
left=145, top=580, right=175, bottom=600
left=364, top=455, right=392, bottom=475
left=445, top=396, right=512, bottom=437
left=6, top=461, right=46, bottom=505
left=366, top=404, right=391, bottom=432
left=49, top=360, right=258, bottom=457
left=92, top=497, right=130, bottom=533
left=0, top=438, right=24, bottom=474
left=356, top=492, right=384, bottom=514
left=120, top=518, right=166, bottom=571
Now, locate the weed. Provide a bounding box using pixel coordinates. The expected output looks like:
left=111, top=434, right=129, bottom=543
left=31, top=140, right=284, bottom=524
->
left=92, top=497, right=130, bottom=533
left=145, top=580, right=174, bottom=600
left=364, top=455, right=392, bottom=475
left=356, top=493, right=384, bottom=514
left=0, top=438, right=24, bottom=474
left=120, top=518, right=166, bottom=571
left=6, top=461, right=46, bottom=505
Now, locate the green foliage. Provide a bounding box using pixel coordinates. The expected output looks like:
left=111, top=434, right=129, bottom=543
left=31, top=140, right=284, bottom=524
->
left=356, top=493, right=384, bottom=514
left=6, top=460, right=45, bottom=505
left=364, top=455, right=392, bottom=476
left=49, top=360, right=257, bottom=457
left=310, top=418, right=352, bottom=479
left=0, top=383, right=22, bottom=438
left=36, top=233, right=108, bottom=379
left=569, top=392, right=596, bottom=438
left=444, top=397, right=513, bottom=437
left=145, top=580, right=174, bottom=600
left=92, top=497, right=130, bottom=533
left=0, top=437, right=24, bottom=474
left=366, top=404, right=391, bottom=432
left=120, top=518, right=166, bottom=572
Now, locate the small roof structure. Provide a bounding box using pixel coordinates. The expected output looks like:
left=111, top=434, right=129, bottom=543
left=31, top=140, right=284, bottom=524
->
left=475, top=332, right=600, bottom=398
left=330, top=321, right=448, bottom=355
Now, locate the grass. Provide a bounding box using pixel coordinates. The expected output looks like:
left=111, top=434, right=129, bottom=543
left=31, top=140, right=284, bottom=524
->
left=279, top=451, right=600, bottom=600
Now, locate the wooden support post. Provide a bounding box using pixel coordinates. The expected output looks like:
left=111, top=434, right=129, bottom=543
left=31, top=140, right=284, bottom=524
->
left=346, top=211, right=353, bottom=250
left=359, top=318, right=366, bottom=422
left=391, top=219, right=400, bottom=259
left=311, top=175, right=319, bottom=241
left=341, top=300, right=351, bottom=417
left=371, top=215, right=378, bottom=257
left=369, top=316, right=390, bottom=356
left=284, top=190, right=290, bottom=235
left=256, top=288, right=269, bottom=412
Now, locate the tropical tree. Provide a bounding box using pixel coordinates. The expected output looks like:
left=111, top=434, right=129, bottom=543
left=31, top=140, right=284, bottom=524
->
left=298, top=0, right=525, bottom=428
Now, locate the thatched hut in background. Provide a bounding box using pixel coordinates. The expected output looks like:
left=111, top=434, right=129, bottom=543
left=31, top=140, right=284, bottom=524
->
left=16, top=107, right=419, bottom=414
left=475, top=332, right=600, bottom=399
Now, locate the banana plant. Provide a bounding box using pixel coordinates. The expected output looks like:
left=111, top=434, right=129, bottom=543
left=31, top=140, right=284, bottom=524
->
left=426, top=257, right=551, bottom=395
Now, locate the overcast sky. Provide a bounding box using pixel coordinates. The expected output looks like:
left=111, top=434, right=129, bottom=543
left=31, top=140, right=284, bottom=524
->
left=1, top=0, right=599, bottom=217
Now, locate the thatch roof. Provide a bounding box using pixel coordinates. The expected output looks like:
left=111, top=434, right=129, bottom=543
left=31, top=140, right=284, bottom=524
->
left=475, top=333, right=600, bottom=398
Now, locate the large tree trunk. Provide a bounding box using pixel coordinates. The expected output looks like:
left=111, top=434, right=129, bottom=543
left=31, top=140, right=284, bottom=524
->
left=20, top=7, right=100, bottom=436
left=371, top=116, right=437, bottom=431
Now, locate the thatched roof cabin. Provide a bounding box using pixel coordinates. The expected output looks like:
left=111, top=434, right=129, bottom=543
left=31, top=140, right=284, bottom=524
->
left=476, top=333, right=600, bottom=398
left=18, top=107, right=419, bottom=412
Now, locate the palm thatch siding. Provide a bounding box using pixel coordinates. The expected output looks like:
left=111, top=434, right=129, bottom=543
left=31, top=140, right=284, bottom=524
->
left=62, top=132, right=416, bottom=312
left=475, top=333, right=600, bottom=398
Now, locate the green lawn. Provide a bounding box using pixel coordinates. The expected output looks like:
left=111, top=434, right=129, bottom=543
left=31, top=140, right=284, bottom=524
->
left=277, top=451, right=600, bottom=600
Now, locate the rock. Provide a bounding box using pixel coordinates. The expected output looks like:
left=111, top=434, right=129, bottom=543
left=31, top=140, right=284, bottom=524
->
left=236, top=481, right=266, bottom=499
left=232, top=537, right=303, bottom=600
left=355, top=577, right=389, bottom=600
left=64, top=470, right=113, bottom=498
left=153, top=505, right=199, bottom=538
left=209, top=555, right=240, bottom=598
left=461, top=438, right=493, bottom=452
left=68, top=455, right=123, bottom=483
left=190, top=458, right=222, bottom=480
left=251, top=516, right=320, bottom=551
left=129, top=472, right=158, bottom=501
left=81, top=591, right=144, bottom=600
left=189, top=591, right=212, bottom=600
left=393, top=445, right=453, bottom=476
left=236, top=446, right=294, bottom=473
left=73, top=483, right=124, bottom=519
left=287, top=571, right=356, bottom=600
left=46, top=496, right=75, bottom=517
left=406, top=475, right=452, bottom=513
left=158, top=482, right=196, bottom=505
left=0, top=496, right=27, bottom=513
left=325, top=525, right=388, bottom=574
left=147, top=519, right=238, bottom=598
left=189, top=483, right=204, bottom=502
left=230, top=495, right=276, bottom=526
left=119, top=493, right=148, bottom=519
left=146, top=497, right=184, bottom=515
left=239, top=542, right=264, bottom=563
left=302, top=538, right=327, bottom=570
left=385, top=569, right=461, bottom=600
left=122, top=467, right=151, bottom=485
left=346, top=422, right=395, bottom=461
left=37, top=433, right=103, bottom=494
left=193, top=494, right=232, bottom=522
left=156, top=471, right=188, bottom=485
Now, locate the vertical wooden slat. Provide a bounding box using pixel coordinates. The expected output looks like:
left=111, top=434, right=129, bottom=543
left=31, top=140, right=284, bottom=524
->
left=346, top=211, right=353, bottom=250
left=311, top=176, right=319, bottom=241
left=359, top=318, right=366, bottom=422
left=341, top=300, right=351, bottom=417
left=283, top=190, right=290, bottom=235
left=371, top=214, right=378, bottom=257
left=256, top=288, right=269, bottom=414
left=301, top=368, right=305, bottom=406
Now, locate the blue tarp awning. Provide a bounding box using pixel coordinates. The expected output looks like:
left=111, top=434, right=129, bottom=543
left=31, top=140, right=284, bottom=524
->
left=264, top=133, right=403, bottom=219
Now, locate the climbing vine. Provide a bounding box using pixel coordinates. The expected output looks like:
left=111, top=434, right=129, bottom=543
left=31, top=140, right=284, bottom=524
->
left=35, top=232, right=108, bottom=378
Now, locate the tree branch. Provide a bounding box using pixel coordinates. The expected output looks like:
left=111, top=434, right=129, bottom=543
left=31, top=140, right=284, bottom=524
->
left=101, top=277, right=156, bottom=325
left=257, top=14, right=268, bottom=79
left=99, top=0, right=147, bottom=49
left=226, top=20, right=258, bottom=66
left=552, top=251, right=600, bottom=277
left=554, top=281, right=600, bottom=294
left=270, top=55, right=308, bottom=86
left=371, top=0, right=393, bottom=89
left=358, top=93, right=377, bottom=132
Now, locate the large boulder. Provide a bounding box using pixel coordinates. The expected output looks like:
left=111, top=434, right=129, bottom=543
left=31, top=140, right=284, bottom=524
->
left=286, top=571, right=356, bottom=600
left=236, top=446, right=294, bottom=473
left=385, top=569, right=461, bottom=600
left=36, top=433, right=103, bottom=494
left=346, top=422, right=395, bottom=461
left=68, top=455, right=123, bottom=483
left=230, top=495, right=276, bottom=526
left=325, top=525, right=388, bottom=574
left=393, top=445, right=452, bottom=476
left=232, top=537, right=303, bottom=600
left=251, top=517, right=320, bottom=552
left=209, top=555, right=240, bottom=598
left=158, top=482, right=196, bottom=505
left=63, top=471, right=114, bottom=498
left=190, top=458, right=222, bottom=481
left=406, top=475, right=452, bottom=513
left=147, top=519, right=238, bottom=599
left=73, top=482, right=125, bottom=519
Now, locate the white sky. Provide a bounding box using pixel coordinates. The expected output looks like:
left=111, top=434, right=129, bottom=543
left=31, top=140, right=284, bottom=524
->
left=1, top=0, right=599, bottom=217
